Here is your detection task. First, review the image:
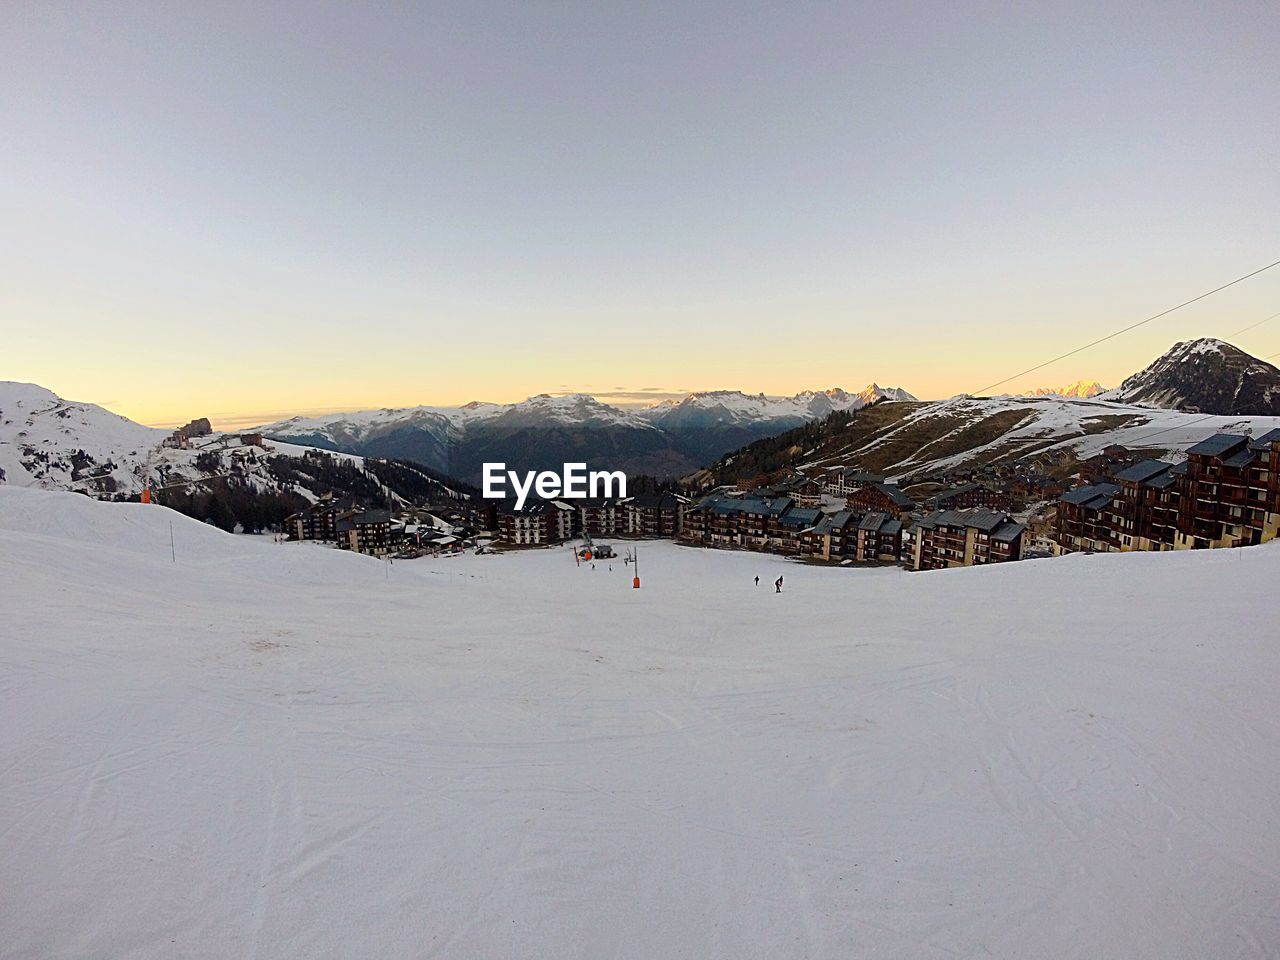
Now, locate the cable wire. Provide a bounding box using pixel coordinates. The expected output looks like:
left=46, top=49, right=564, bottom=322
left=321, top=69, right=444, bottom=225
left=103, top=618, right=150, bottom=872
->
left=974, top=258, right=1280, bottom=395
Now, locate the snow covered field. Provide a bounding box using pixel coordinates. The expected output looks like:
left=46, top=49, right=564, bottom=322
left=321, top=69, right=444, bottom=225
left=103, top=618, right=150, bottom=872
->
left=2, top=488, right=1278, bottom=958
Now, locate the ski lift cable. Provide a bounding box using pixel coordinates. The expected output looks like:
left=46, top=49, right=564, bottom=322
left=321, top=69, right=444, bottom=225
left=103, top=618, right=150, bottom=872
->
left=972, top=257, right=1280, bottom=396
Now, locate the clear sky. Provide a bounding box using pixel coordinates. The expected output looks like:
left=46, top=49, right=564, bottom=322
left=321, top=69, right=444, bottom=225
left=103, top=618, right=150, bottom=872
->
left=3, top=1, right=1278, bottom=428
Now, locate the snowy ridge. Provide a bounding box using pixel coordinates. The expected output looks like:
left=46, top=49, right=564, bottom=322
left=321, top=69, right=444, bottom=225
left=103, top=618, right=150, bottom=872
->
left=638, top=384, right=917, bottom=426
left=1098, top=338, right=1280, bottom=415
left=3, top=485, right=1279, bottom=958
left=1020, top=379, right=1106, bottom=399
left=0, top=380, right=379, bottom=500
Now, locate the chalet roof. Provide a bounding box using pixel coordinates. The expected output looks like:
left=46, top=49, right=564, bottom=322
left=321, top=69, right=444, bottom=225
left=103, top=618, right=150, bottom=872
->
left=916, top=507, right=1020, bottom=538
left=1060, top=483, right=1120, bottom=509
left=858, top=511, right=889, bottom=531
left=991, top=520, right=1026, bottom=543
left=857, top=482, right=915, bottom=507
left=746, top=496, right=794, bottom=516
left=777, top=507, right=821, bottom=528
left=1186, top=433, right=1249, bottom=458
left=355, top=509, right=392, bottom=525
left=1113, top=459, right=1173, bottom=484
left=958, top=507, right=1008, bottom=532
left=626, top=491, right=683, bottom=510
left=861, top=512, right=903, bottom=535
left=1222, top=448, right=1258, bottom=468
left=1250, top=428, right=1280, bottom=449
left=812, top=510, right=857, bottom=535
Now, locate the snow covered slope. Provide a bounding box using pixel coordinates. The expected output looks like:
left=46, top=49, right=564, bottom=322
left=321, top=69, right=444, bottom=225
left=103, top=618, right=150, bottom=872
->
left=0, top=381, right=166, bottom=493
left=3, top=486, right=1278, bottom=958
left=707, top=391, right=1280, bottom=485
left=861, top=394, right=1280, bottom=478
left=0, top=381, right=473, bottom=508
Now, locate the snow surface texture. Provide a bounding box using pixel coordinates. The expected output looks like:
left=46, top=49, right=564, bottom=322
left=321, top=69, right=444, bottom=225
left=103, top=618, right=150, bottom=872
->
left=2, top=487, right=1279, bottom=958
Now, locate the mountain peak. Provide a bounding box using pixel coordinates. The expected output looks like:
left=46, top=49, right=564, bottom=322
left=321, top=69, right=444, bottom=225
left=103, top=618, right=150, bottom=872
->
left=1023, top=379, right=1106, bottom=399
left=1100, top=339, right=1280, bottom=414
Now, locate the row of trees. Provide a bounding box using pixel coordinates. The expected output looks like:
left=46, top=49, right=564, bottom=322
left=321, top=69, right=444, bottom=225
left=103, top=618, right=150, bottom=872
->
left=705, top=409, right=858, bottom=486
left=113, top=480, right=308, bottom=534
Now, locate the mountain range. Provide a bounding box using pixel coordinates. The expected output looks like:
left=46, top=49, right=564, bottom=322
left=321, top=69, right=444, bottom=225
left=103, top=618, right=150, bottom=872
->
left=699, top=339, right=1280, bottom=485
left=0, top=382, right=469, bottom=513
left=5, top=339, right=1279, bottom=502
left=257, top=384, right=918, bottom=481
left=1022, top=379, right=1107, bottom=399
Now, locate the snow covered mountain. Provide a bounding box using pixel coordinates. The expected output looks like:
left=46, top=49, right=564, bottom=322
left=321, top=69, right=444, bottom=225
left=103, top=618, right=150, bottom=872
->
left=1099, top=339, right=1280, bottom=414
left=260, top=384, right=918, bottom=480
left=702, top=390, right=1280, bottom=487
left=0, top=381, right=468, bottom=509
left=1022, top=379, right=1106, bottom=399
left=638, top=384, right=915, bottom=427
left=0, top=381, right=169, bottom=494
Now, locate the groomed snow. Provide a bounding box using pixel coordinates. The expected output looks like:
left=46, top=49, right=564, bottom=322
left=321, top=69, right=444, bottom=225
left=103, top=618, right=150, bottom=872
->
left=2, top=488, right=1278, bottom=958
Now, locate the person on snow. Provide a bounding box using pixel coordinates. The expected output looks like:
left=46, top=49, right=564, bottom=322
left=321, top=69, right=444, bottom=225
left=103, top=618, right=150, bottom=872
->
left=754, top=575, right=759, bottom=587
left=775, top=576, right=783, bottom=593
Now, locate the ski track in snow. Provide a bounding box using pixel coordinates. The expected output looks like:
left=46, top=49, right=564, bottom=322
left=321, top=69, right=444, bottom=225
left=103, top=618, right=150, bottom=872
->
left=1, top=488, right=1279, bottom=958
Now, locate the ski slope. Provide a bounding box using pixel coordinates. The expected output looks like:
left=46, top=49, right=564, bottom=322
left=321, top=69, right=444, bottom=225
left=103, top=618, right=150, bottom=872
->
left=2, top=488, right=1278, bottom=958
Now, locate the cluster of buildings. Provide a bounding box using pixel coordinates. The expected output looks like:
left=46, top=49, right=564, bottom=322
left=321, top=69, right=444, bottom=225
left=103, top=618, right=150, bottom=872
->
left=283, top=495, right=476, bottom=557
left=1053, top=430, right=1280, bottom=553
left=493, top=491, right=690, bottom=545
left=283, top=490, right=694, bottom=556
left=679, top=484, right=1027, bottom=571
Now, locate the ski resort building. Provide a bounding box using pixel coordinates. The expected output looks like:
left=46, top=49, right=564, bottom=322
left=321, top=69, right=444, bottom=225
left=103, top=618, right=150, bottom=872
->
left=335, top=508, right=393, bottom=555
left=909, top=508, right=1026, bottom=571
left=1053, top=430, right=1280, bottom=555
left=846, top=482, right=916, bottom=519
left=619, top=492, right=688, bottom=538
left=821, top=468, right=884, bottom=498
left=854, top=512, right=904, bottom=563
left=496, top=500, right=575, bottom=545
left=927, top=483, right=1012, bottom=513
left=800, top=510, right=858, bottom=560
left=283, top=495, right=362, bottom=543
left=1053, top=483, right=1121, bottom=554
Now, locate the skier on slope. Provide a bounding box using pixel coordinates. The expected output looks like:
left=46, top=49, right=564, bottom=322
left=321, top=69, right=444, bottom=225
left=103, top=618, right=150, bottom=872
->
left=775, top=576, right=783, bottom=593
left=754, top=576, right=759, bottom=587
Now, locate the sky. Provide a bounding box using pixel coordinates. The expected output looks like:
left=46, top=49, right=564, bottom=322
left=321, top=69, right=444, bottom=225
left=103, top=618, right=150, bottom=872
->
left=2, top=1, right=1279, bottom=429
